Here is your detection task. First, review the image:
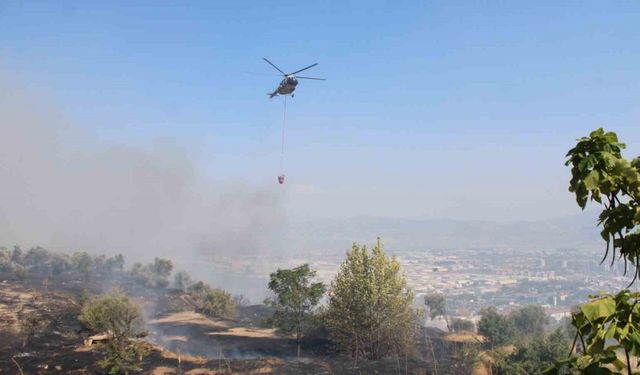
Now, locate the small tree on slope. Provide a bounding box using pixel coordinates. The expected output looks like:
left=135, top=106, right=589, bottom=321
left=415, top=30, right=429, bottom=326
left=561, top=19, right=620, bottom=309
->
left=79, top=290, right=148, bottom=374
left=325, top=238, right=421, bottom=361
left=265, top=263, right=325, bottom=358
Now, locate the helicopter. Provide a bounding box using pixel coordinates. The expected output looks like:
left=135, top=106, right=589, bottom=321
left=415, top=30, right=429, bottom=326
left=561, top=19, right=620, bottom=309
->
left=263, top=58, right=325, bottom=98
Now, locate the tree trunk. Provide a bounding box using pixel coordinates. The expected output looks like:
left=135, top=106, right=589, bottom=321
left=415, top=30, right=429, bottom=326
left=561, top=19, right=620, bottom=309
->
left=296, top=326, right=301, bottom=360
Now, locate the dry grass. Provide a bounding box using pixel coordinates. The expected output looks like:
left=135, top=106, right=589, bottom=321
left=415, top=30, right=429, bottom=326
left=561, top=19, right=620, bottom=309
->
left=150, top=366, right=178, bottom=375
left=497, top=344, right=517, bottom=355
left=149, top=360, right=284, bottom=375
left=0, top=284, right=41, bottom=325
left=74, top=345, right=93, bottom=353
left=150, top=311, right=230, bottom=329
left=162, top=335, right=190, bottom=342
left=207, top=327, right=279, bottom=339
left=473, top=345, right=517, bottom=375
left=158, top=347, right=208, bottom=364
left=442, top=331, right=486, bottom=344
left=184, top=369, right=216, bottom=375
left=471, top=362, right=491, bottom=375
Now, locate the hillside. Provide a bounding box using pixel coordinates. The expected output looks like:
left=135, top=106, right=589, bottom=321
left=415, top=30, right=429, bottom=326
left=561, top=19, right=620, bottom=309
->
left=0, top=249, right=437, bottom=374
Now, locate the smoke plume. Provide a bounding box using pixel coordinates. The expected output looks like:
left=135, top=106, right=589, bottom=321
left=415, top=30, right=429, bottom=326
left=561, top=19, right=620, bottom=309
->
left=0, top=74, right=284, bottom=269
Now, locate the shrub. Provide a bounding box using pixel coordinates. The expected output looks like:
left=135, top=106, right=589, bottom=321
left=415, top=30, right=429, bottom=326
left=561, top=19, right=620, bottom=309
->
left=199, top=288, right=236, bottom=319
left=79, top=290, right=148, bottom=374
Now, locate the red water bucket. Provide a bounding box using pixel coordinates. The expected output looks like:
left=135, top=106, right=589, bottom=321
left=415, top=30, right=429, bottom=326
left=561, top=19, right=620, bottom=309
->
left=278, top=175, right=285, bottom=184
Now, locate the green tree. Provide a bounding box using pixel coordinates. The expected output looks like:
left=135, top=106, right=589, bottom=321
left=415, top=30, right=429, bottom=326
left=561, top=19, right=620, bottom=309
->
left=478, top=307, right=516, bottom=348
left=186, top=280, right=237, bottom=319
left=113, top=254, right=125, bottom=272
left=130, top=258, right=173, bottom=288
left=494, top=328, right=569, bottom=375
left=11, top=245, right=23, bottom=264
left=234, top=294, right=250, bottom=307
left=102, top=254, right=125, bottom=273
left=424, top=293, right=450, bottom=331
left=49, top=254, right=71, bottom=275
left=173, top=271, right=193, bottom=292
left=188, top=280, right=208, bottom=295
left=19, top=310, right=48, bottom=348
left=14, top=264, right=27, bottom=281
left=79, top=290, right=148, bottom=374
left=0, top=247, right=11, bottom=272
left=265, top=264, right=325, bottom=358
left=24, top=247, right=50, bottom=273
left=72, top=251, right=93, bottom=279
left=546, top=128, right=640, bottom=374
left=509, top=305, right=549, bottom=338
left=199, top=288, right=236, bottom=319
left=451, top=318, right=475, bottom=333
left=325, top=239, right=421, bottom=361
left=151, top=257, right=173, bottom=278
left=94, top=255, right=107, bottom=274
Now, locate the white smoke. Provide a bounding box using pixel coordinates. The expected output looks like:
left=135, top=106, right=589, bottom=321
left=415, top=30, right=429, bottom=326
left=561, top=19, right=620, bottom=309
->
left=0, top=73, right=284, bottom=266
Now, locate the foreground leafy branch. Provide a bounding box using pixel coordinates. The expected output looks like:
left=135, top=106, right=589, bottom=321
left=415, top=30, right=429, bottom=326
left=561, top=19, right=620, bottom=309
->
left=546, top=290, right=640, bottom=374
left=565, top=128, right=640, bottom=282
left=546, top=128, right=640, bottom=374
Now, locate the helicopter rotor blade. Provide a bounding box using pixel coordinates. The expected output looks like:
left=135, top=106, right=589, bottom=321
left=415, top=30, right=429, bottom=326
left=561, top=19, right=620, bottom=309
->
left=263, top=58, right=286, bottom=75
left=296, top=76, right=326, bottom=80
left=243, top=71, right=283, bottom=77
left=290, top=63, right=318, bottom=75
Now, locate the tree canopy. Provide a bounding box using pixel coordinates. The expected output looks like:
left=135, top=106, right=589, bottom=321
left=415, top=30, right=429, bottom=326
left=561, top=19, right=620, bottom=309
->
left=265, top=263, right=325, bottom=358
left=325, top=239, right=421, bottom=360
left=509, top=305, right=549, bottom=338
left=478, top=307, right=516, bottom=347
left=424, top=293, right=450, bottom=331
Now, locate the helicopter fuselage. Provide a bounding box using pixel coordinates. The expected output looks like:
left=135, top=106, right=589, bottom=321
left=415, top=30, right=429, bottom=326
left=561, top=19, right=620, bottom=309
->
left=271, top=75, right=298, bottom=97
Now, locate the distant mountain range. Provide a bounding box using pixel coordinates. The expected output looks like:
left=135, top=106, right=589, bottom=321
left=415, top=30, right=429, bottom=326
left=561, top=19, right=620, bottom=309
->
left=283, top=211, right=602, bottom=253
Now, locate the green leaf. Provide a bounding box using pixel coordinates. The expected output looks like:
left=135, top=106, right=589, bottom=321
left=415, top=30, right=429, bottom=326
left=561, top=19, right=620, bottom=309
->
left=583, top=363, right=614, bottom=375
left=619, top=323, right=630, bottom=340
left=584, top=170, right=601, bottom=190
left=590, top=128, right=605, bottom=137
left=604, top=321, right=617, bottom=339
left=581, top=297, right=616, bottom=322
left=542, top=365, right=561, bottom=375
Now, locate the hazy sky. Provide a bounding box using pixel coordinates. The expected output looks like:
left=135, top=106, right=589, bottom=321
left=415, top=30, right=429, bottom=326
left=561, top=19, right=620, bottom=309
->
left=2, top=1, right=639, bottom=222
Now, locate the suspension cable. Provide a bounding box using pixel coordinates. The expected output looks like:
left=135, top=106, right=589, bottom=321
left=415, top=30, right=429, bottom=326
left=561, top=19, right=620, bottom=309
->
left=280, top=95, right=287, bottom=173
